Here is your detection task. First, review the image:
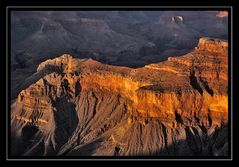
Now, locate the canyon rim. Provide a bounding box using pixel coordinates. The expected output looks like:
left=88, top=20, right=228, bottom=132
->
left=9, top=10, right=229, bottom=157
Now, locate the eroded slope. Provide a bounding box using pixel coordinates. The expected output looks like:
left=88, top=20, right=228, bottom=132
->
left=11, top=37, right=228, bottom=156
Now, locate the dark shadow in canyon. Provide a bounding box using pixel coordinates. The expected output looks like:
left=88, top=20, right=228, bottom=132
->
left=51, top=97, right=79, bottom=150
left=199, top=78, right=214, bottom=96
left=138, top=124, right=229, bottom=157
left=189, top=70, right=203, bottom=95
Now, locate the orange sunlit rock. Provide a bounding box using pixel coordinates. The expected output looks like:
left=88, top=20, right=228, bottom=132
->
left=11, top=37, right=228, bottom=156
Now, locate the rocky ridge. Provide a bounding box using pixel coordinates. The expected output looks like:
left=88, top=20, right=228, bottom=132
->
left=11, top=37, right=228, bottom=156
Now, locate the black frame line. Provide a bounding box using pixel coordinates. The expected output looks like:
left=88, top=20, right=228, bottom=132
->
left=6, top=6, right=233, bottom=161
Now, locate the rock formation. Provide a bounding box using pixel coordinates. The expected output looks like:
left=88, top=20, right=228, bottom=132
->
left=11, top=11, right=228, bottom=101
left=11, top=37, right=228, bottom=156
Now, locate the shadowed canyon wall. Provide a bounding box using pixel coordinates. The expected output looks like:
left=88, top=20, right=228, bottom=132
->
left=11, top=37, right=228, bottom=156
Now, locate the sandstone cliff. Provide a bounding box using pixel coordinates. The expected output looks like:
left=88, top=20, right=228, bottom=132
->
left=11, top=37, right=228, bottom=156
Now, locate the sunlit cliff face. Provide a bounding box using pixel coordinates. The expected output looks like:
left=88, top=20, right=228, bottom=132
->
left=11, top=37, right=228, bottom=156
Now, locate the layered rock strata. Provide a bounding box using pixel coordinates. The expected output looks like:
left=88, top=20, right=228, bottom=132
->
left=11, top=37, right=228, bottom=156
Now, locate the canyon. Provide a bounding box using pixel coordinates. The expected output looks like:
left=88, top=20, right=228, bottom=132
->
left=11, top=37, right=228, bottom=156
left=11, top=11, right=228, bottom=100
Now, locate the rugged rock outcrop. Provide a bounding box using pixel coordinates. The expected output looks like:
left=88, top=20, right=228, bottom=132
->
left=11, top=37, right=228, bottom=156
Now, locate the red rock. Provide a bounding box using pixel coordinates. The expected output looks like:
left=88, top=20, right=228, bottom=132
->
left=11, top=37, right=228, bottom=156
